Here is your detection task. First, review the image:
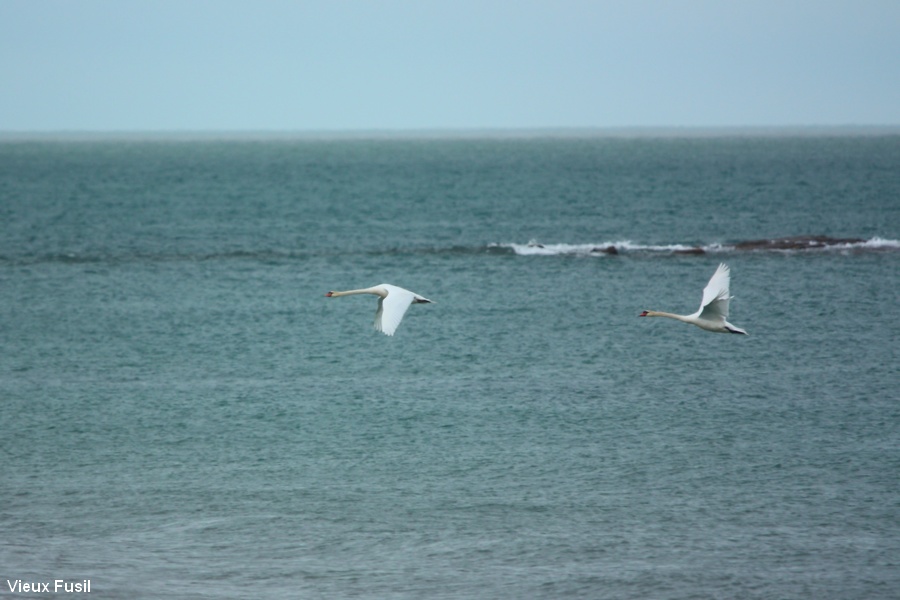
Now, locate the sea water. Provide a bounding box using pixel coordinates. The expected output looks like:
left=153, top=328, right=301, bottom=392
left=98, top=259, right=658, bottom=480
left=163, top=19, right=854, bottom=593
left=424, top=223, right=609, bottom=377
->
left=1, top=133, right=898, bottom=599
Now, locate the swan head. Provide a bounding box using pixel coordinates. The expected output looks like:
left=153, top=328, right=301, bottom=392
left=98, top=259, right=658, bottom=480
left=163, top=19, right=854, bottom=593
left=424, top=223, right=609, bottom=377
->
left=325, top=291, right=335, bottom=297
left=638, top=310, right=650, bottom=317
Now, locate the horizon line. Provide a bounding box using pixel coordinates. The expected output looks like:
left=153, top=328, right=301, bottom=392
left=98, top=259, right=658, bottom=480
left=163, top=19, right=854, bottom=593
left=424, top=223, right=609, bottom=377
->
left=2, top=124, right=899, bottom=141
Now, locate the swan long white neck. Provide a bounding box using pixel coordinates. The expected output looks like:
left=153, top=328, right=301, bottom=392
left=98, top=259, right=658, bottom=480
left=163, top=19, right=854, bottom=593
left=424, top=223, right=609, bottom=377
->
left=643, top=310, right=693, bottom=323
left=328, top=286, right=386, bottom=298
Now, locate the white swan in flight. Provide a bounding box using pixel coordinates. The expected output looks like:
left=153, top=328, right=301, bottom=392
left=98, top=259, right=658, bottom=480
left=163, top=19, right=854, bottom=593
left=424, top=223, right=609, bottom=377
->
left=639, top=263, right=748, bottom=335
left=325, top=284, right=433, bottom=336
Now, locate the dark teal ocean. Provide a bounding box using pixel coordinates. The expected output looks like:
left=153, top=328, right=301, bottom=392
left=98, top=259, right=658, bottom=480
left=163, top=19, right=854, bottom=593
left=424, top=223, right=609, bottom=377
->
left=2, top=133, right=899, bottom=599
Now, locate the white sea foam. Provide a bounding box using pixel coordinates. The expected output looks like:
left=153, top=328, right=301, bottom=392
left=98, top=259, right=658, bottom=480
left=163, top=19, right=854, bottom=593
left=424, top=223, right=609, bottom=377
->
left=498, top=237, right=899, bottom=256
left=853, top=237, right=900, bottom=249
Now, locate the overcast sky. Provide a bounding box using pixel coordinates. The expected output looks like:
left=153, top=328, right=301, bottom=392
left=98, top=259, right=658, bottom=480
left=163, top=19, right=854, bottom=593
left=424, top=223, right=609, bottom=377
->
left=2, top=0, right=899, bottom=131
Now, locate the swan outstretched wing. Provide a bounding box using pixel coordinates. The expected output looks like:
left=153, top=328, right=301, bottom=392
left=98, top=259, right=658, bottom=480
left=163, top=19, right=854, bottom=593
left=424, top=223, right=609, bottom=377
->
left=698, top=263, right=732, bottom=320
left=374, top=285, right=416, bottom=336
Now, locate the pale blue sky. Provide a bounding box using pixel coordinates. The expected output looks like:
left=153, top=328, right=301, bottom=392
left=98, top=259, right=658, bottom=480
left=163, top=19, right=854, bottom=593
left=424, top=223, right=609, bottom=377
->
left=2, top=0, right=899, bottom=131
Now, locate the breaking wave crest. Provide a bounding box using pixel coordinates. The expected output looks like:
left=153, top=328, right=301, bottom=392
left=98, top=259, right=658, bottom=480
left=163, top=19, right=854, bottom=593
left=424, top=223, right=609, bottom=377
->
left=495, top=236, right=900, bottom=257
left=4, top=236, right=897, bottom=266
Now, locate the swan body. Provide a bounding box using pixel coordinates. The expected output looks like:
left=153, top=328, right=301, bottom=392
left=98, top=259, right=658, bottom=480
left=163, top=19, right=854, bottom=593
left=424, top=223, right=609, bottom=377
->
left=325, top=283, right=432, bottom=336
left=639, top=263, right=748, bottom=335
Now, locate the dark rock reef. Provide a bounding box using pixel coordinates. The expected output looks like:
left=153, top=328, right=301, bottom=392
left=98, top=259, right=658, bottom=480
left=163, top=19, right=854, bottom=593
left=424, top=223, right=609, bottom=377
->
left=733, top=236, right=865, bottom=251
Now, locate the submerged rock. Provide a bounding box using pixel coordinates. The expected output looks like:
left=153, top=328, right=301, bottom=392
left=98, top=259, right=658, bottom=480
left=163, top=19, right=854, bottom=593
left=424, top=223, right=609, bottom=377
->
left=734, top=236, right=865, bottom=250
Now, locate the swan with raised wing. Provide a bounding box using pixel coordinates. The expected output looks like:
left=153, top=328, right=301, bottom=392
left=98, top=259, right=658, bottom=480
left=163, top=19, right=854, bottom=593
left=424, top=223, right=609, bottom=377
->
left=325, top=284, right=433, bottom=336
left=639, top=263, right=748, bottom=334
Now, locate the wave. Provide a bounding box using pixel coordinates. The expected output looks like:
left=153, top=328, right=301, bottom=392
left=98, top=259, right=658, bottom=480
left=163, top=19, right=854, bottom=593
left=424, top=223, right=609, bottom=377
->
left=3, top=236, right=896, bottom=267
left=0, top=248, right=315, bottom=267
left=495, top=236, right=900, bottom=257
